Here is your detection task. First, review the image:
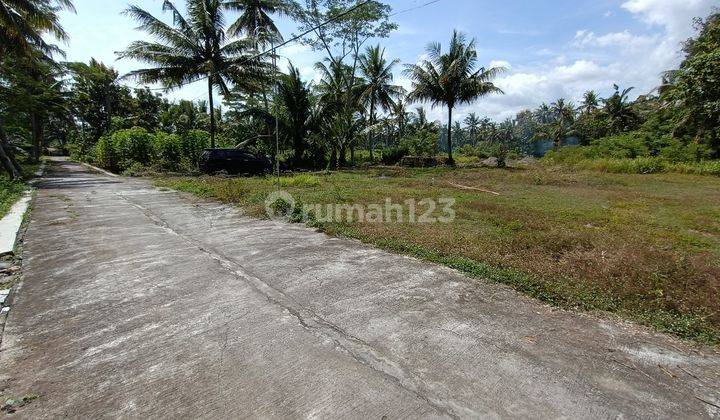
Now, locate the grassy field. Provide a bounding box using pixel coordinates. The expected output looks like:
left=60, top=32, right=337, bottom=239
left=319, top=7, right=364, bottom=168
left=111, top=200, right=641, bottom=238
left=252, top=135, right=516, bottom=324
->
left=155, top=165, right=720, bottom=344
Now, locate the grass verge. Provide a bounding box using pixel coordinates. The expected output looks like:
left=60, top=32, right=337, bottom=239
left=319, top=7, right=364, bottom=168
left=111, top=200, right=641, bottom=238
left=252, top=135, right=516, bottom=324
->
left=1, top=161, right=41, bottom=219
left=155, top=165, right=720, bottom=345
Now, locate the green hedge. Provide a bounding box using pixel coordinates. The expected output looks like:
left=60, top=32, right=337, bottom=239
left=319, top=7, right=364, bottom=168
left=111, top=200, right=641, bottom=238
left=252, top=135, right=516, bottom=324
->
left=94, top=127, right=210, bottom=173
left=543, top=132, right=713, bottom=165
left=540, top=131, right=720, bottom=175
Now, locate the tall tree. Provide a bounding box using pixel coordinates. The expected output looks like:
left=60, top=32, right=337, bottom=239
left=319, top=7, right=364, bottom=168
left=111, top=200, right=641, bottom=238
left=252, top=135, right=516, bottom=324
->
left=602, top=84, right=639, bottom=134
left=68, top=60, right=131, bottom=140
left=358, top=44, right=401, bottom=159
left=119, top=0, right=265, bottom=147
left=224, top=0, right=289, bottom=46
left=314, top=59, right=362, bottom=167
left=536, top=98, right=576, bottom=148
left=294, top=0, right=396, bottom=71
left=0, top=0, right=74, bottom=58
left=533, top=103, right=553, bottom=124
left=294, top=0, right=396, bottom=163
left=404, top=30, right=504, bottom=164
left=580, top=90, right=599, bottom=114
left=0, top=0, right=74, bottom=178
left=673, top=12, right=720, bottom=157
left=223, top=0, right=289, bottom=116
left=390, top=96, right=409, bottom=143
left=277, top=65, right=315, bottom=167
left=463, top=112, right=481, bottom=145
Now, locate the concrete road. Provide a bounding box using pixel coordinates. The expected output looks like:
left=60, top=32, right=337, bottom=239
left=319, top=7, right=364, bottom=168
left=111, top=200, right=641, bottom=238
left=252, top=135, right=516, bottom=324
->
left=1, top=159, right=719, bottom=419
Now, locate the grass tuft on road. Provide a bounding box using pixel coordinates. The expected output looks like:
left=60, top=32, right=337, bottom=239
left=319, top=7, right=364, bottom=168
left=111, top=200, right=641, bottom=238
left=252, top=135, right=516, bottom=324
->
left=155, top=165, right=720, bottom=345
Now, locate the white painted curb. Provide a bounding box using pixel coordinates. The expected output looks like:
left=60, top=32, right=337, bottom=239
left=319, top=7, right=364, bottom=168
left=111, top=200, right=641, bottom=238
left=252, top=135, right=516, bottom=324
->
left=0, top=161, right=46, bottom=256
left=0, top=191, right=32, bottom=256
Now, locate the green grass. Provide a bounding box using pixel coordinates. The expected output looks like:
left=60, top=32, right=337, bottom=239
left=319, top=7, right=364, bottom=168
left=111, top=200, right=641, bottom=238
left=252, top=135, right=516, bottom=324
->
left=0, top=175, right=27, bottom=219
left=155, top=165, right=720, bottom=345
left=1, top=162, right=40, bottom=219
left=544, top=156, right=720, bottom=176
left=278, top=173, right=321, bottom=187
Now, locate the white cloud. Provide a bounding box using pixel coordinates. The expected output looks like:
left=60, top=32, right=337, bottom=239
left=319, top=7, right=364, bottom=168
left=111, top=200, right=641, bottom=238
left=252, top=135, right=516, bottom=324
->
left=439, top=0, right=716, bottom=123
left=573, top=30, right=656, bottom=50
left=488, top=60, right=511, bottom=70
left=621, top=0, right=713, bottom=40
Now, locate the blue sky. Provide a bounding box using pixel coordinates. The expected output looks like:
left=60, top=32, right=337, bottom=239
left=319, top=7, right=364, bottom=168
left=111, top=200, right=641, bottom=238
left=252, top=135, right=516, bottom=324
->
left=56, top=0, right=716, bottom=122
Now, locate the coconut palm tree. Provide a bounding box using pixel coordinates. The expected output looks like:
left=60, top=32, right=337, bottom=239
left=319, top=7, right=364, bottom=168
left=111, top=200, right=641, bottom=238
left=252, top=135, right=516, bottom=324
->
left=404, top=31, right=504, bottom=164
left=602, top=84, right=639, bottom=134
left=580, top=90, right=599, bottom=114
left=533, top=103, right=553, bottom=124
left=358, top=44, right=402, bottom=160
left=119, top=0, right=266, bottom=147
left=223, top=0, right=289, bottom=47
left=0, top=0, right=74, bottom=179
left=537, top=98, right=576, bottom=148
left=0, top=0, right=74, bottom=58
left=463, top=112, right=481, bottom=145
left=223, top=0, right=289, bottom=114
left=314, top=60, right=362, bottom=167
left=275, top=64, right=314, bottom=167
left=390, top=96, right=409, bottom=143
left=552, top=98, right=576, bottom=123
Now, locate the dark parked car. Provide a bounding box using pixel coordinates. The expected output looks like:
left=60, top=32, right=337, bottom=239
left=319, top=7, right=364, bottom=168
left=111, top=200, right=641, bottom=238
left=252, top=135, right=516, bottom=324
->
left=199, top=149, right=272, bottom=175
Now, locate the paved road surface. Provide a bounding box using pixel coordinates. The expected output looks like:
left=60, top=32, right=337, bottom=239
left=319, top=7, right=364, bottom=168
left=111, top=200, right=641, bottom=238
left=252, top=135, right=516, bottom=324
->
left=1, top=159, right=719, bottom=418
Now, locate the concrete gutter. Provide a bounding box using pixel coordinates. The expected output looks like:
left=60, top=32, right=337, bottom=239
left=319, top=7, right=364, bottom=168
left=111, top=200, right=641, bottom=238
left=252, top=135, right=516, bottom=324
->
left=0, top=191, right=32, bottom=256
left=80, top=161, right=118, bottom=177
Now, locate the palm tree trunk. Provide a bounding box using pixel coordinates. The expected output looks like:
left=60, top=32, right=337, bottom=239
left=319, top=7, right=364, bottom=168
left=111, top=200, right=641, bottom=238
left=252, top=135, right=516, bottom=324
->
left=339, top=143, right=347, bottom=168
left=293, top=134, right=304, bottom=168
left=368, top=100, right=375, bottom=161
left=31, top=112, right=42, bottom=163
left=328, top=146, right=337, bottom=170
left=208, top=78, right=216, bottom=148
left=447, top=106, right=454, bottom=165
left=0, top=122, right=21, bottom=180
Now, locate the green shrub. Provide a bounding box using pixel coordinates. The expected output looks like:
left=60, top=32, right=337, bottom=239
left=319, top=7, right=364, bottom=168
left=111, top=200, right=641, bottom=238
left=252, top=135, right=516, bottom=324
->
left=592, top=133, right=650, bottom=159
left=659, top=139, right=712, bottom=163
left=400, top=128, right=439, bottom=157
left=543, top=145, right=595, bottom=164
left=572, top=157, right=666, bottom=174
left=181, top=130, right=210, bottom=168
left=544, top=132, right=651, bottom=165
left=153, top=132, right=182, bottom=170
left=121, top=162, right=146, bottom=177
left=458, top=142, right=504, bottom=160
left=95, top=135, right=117, bottom=170
left=95, top=128, right=210, bottom=173
left=110, top=127, right=153, bottom=170
left=670, top=160, right=720, bottom=175
left=381, top=146, right=409, bottom=165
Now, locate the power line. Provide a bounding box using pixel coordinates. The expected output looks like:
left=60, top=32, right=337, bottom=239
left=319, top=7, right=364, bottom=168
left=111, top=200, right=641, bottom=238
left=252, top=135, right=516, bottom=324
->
left=139, top=0, right=445, bottom=93
left=389, top=0, right=442, bottom=17
left=143, top=0, right=373, bottom=92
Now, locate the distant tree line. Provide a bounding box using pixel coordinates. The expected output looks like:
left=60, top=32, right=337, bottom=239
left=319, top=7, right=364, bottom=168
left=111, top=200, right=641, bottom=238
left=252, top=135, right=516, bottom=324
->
left=1, top=1, right=718, bottom=178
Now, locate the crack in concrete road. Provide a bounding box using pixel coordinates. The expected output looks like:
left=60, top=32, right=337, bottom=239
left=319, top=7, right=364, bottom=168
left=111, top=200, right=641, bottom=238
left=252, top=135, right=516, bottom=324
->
left=116, top=191, right=471, bottom=419
left=2, top=159, right=719, bottom=419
